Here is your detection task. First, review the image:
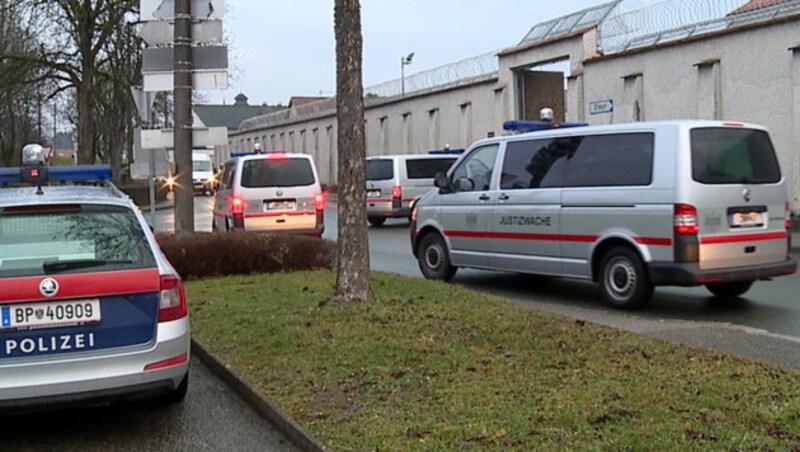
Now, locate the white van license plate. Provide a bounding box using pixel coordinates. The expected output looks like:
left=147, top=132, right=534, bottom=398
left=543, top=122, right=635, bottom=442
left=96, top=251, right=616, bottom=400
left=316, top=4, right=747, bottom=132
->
left=1, top=299, right=101, bottom=331
left=730, top=211, right=764, bottom=228
left=265, top=200, right=296, bottom=211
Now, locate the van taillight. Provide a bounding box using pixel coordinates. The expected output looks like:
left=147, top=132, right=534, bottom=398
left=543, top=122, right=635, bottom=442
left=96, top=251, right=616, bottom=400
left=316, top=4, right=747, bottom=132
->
left=314, top=193, right=325, bottom=211
left=786, top=202, right=792, bottom=229
left=158, top=275, right=187, bottom=322
left=674, top=204, right=698, bottom=235
left=391, top=185, right=402, bottom=199
left=231, top=197, right=244, bottom=215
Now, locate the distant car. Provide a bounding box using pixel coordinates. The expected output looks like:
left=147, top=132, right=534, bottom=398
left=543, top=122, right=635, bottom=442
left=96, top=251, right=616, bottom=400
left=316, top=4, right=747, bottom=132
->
left=0, top=163, right=190, bottom=412
left=365, top=153, right=459, bottom=226
left=192, top=151, right=216, bottom=195
left=213, top=151, right=325, bottom=236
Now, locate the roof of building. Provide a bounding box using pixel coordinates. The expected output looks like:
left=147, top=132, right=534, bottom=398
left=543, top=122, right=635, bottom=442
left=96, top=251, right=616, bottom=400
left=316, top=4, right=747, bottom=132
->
left=193, top=94, right=285, bottom=131
left=288, top=96, right=331, bottom=108
left=731, top=0, right=792, bottom=14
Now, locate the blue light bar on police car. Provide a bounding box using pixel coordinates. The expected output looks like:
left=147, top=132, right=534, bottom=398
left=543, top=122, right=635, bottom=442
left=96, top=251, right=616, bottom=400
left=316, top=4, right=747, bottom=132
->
left=231, top=150, right=286, bottom=158
left=0, top=165, right=112, bottom=185
left=428, top=148, right=465, bottom=155
left=502, top=120, right=588, bottom=133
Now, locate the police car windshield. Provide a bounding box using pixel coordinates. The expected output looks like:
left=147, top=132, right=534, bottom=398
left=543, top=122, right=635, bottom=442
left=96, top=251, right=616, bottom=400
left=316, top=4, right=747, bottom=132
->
left=0, top=204, right=156, bottom=278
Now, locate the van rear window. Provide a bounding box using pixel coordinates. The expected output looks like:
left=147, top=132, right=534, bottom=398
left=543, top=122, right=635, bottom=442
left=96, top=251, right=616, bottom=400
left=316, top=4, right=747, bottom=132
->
left=366, top=160, right=393, bottom=181
left=406, top=158, right=457, bottom=179
left=240, top=158, right=315, bottom=188
left=691, top=128, right=781, bottom=184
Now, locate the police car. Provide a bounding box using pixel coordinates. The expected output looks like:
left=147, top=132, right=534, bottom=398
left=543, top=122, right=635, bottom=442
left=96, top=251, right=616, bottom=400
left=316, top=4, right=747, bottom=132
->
left=0, top=145, right=190, bottom=411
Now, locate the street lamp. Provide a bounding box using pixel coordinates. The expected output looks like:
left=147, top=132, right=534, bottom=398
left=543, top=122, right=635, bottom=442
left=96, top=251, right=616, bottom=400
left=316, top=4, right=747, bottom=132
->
left=401, top=52, right=414, bottom=97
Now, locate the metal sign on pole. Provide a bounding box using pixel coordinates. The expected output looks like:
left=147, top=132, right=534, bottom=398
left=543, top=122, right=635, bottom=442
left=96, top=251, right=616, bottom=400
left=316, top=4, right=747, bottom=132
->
left=140, top=0, right=224, bottom=21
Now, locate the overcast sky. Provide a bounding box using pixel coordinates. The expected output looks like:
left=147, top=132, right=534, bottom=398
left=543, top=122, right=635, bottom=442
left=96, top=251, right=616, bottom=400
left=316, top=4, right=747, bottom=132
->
left=205, top=0, right=607, bottom=106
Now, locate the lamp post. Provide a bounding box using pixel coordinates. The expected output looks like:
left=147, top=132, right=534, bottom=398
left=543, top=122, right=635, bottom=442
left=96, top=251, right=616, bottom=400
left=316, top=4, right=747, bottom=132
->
left=400, top=52, right=414, bottom=97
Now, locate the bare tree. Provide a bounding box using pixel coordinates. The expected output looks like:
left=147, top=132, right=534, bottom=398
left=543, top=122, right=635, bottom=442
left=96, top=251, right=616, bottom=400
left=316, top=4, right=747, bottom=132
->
left=333, top=0, right=370, bottom=302
left=0, top=2, right=45, bottom=165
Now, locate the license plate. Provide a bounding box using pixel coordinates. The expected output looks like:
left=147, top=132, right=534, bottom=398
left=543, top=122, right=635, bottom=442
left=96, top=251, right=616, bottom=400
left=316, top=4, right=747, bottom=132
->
left=366, top=190, right=381, bottom=198
left=265, top=200, right=296, bottom=211
left=1, top=299, right=101, bottom=331
left=730, top=211, right=764, bottom=228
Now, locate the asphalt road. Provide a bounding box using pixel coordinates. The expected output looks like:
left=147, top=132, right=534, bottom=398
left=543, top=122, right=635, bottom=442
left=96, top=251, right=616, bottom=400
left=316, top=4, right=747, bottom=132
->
left=1, top=358, right=298, bottom=451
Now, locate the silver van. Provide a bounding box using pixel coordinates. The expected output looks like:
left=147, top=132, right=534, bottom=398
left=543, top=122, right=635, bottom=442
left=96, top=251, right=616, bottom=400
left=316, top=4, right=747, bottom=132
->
left=410, top=120, right=796, bottom=309
left=366, top=153, right=458, bottom=226
left=213, top=152, right=325, bottom=236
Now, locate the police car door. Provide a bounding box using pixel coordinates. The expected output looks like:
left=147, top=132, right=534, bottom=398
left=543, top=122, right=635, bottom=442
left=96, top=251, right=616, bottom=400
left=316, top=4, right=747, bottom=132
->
left=489, top=137, right=568, bottom=275
left=438, top=144, right=500, bottom=269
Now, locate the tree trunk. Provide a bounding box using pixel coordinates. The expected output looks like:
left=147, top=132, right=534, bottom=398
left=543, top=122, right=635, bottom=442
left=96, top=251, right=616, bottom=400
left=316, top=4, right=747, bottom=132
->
left=77, top=75, right=95, bottom=164
left=333, top=0, right=370, bottom=302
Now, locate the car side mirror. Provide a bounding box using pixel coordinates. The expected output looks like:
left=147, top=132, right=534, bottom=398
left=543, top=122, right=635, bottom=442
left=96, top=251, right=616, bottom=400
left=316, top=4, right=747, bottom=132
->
left=434, top=172, right=449, bottom=189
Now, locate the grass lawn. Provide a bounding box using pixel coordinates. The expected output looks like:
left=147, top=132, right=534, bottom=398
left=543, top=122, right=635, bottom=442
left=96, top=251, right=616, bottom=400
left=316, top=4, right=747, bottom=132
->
left=186, top=271, right=800, bottom=450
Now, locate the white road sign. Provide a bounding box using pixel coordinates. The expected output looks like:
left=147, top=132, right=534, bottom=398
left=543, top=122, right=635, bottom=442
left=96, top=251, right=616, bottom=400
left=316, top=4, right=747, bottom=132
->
left=140, top=0, right=223, bottom=21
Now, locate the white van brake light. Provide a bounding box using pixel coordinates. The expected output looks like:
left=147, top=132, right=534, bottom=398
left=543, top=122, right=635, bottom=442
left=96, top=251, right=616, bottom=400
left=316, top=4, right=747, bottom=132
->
left=674, top=204, right=698, bottom=235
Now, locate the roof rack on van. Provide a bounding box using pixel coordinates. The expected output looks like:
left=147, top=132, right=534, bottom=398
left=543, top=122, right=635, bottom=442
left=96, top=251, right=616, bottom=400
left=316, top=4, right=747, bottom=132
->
left=429, top=148, right=465, bottom=155
left=502, top=120, right=588, bottom=134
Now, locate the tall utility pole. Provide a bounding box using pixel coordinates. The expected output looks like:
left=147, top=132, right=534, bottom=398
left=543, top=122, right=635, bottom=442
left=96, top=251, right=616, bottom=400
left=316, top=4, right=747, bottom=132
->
left=174, top=0, right=194, bottom=234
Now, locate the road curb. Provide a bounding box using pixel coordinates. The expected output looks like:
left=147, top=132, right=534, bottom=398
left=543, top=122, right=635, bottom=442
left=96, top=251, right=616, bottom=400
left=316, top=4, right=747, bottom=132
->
left=191, top=339, right=327, bottom=452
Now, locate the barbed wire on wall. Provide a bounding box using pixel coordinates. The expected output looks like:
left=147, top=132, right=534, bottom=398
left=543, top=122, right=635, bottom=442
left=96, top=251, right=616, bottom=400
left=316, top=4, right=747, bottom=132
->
left=363, top=52, right=499, bottom=99
left=598, top=0, right=800, bottom=53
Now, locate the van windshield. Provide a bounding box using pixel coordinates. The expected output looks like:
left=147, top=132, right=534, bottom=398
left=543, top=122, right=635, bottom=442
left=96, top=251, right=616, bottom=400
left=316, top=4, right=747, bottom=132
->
left=366, top=159, right=393, bottom=181
left=240, top=158, right=315, bottom=188
left=193, top=160, right=212, bottom=171
left=691, top=128, right=781, bottom=184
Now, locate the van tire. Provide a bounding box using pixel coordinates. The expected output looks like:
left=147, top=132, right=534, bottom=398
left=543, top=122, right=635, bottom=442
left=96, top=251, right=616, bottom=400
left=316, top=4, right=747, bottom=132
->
left=368, top=216, right=386, bottom=227
left=599, top=247, right=653, bottom=310
left=417, top=233, right=457, bottom=281
left=705, top=281, right=753, bottom=299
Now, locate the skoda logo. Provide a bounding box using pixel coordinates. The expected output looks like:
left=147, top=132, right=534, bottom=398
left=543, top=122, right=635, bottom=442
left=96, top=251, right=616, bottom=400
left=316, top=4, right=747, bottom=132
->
left=276, top=190, right=283, bottom=197
left=39, top=278, right=59, bottom=298
left=742, top=188, right=751, bottom=203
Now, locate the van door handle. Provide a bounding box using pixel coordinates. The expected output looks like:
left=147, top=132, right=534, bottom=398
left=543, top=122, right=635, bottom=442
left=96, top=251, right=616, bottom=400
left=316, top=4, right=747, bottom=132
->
left=478, top=194, right=491, bottom=201
left=498, top=193, right=510, bottom=201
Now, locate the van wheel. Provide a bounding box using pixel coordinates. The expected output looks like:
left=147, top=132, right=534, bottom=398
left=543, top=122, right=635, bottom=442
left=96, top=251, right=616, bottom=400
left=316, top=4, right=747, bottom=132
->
left=705, top=281, right=753, bottom=299
left=417, top=233, right=457, bottom=281
left=599, top=247, right=653, bottom=310
left=212, top=219, right=217, bottom=232
left=368, top=216, right=386, bottom=227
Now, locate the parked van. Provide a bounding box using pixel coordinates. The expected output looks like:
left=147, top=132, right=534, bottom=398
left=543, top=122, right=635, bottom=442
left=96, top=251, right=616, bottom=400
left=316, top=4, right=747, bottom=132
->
left=410, top=120, right=796, bottom=309
left=213, top=151, right=325, bottom=236
left=366, top=153, right=459, bottom=226
left=192, top=151, right=215, bottom=195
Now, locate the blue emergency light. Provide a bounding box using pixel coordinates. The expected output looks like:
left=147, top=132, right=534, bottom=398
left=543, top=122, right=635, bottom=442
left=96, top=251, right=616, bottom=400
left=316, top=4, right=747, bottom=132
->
left=231, top=150, right=286, bottom=158
left=502, top=120, right=588, bottom=133
left=0, top=165, right=112, bottom=185
left=428, top=148, right=465, bottom=155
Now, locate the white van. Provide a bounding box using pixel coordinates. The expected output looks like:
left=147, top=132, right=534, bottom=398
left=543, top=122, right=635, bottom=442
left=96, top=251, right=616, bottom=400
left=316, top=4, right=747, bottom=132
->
left=411, top=120, right=796, bottom=309
left=365, top=153, right=459, bottom=226
left=192, top=151, right=215, bottom=195
left=213, top=151, right=325, bottom=236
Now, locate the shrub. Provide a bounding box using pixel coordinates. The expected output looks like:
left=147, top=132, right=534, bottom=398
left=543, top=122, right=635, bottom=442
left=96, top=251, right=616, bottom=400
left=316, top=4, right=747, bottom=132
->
left=119, top=179, right=168, bottom=206
left=156, top=232, right=335, bottom=280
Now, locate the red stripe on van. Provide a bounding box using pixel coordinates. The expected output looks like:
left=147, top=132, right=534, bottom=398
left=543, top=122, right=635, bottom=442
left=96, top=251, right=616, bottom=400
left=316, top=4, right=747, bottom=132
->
left=700, top=231, right=788, bottom=245
left=445, top=230, right=671, bottom=245
left=245, top=211, right=316, bottom=219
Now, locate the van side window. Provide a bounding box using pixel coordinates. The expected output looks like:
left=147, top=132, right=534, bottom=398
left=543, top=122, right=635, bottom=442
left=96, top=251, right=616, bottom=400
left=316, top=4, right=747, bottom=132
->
left=406, top=158, right=457, bottom=179
left=450, top=145, right=499, bottom=192
left=500, top=138, right=572, bottom=189
left=564, top=133, right=654, bottom=187
left=221, top=162, right=235, bottom=189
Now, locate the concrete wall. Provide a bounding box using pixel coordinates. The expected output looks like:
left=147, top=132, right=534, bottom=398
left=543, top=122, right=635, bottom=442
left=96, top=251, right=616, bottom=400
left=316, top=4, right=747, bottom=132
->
left=581, top=19, right=800, bottom=209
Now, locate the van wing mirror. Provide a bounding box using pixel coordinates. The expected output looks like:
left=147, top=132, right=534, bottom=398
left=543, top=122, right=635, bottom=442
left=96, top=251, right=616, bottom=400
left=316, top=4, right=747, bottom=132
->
left=434, top=172, right=449, bottom=190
